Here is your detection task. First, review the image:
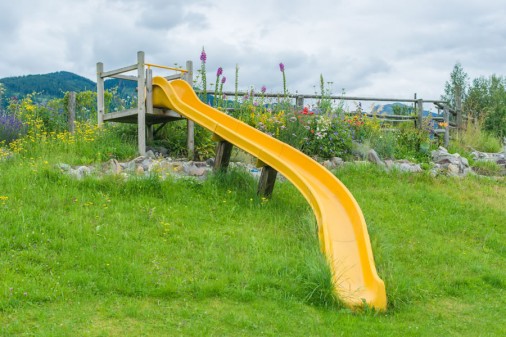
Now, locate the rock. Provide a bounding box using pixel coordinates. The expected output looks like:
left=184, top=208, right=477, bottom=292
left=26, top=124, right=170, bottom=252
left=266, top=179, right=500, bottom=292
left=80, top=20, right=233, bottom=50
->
left=141, top=158, right=152, bottom=171
left=447, top=163, right=460, bottom=176
left=322, top=160, right=335, bottom=169
left=145, top=150, right=156, bottom=159
left=331, top=157, right=344, bottom=167
left=206, top=158, right=215, bottom=167
left=188, top=166, right=207, bottom=177
left=106, top=159, right=122, bottom=175
left=397, top=162, right=422, bottom=173
left=74, top=166, right=91, bottom=179
left=57, top=163, right=72, bottom=172
left=431, top=146, right=470, bottom=176
left=122, top=160, right=137, bottom=172
left=367, top=149, right=385, bottom=166
left=135, top=165, right=145, bottom=176
left=384, top=159, right=394, bottom=169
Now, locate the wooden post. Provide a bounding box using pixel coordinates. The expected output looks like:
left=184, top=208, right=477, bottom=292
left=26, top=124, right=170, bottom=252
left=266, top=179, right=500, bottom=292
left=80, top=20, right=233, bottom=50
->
left=296, top=95, right=304, bottom=110
left=185, top=60, right=195, bottom=159
left=455, top=86, right=463, bottom=130
left=137, top=51, right=146, bottom=156
left=96, top=62, right=105, bottom=126
left=443, top=104, right=450, bottom=148
left=146, top=68, right=153, bottom=143
left=417, top=99, right=424, bottom=129
left=257, top=166, right=278, bottom=198
left=67, top=91, right=76, bottom=134
left=213, top=140, right=233, bottom=172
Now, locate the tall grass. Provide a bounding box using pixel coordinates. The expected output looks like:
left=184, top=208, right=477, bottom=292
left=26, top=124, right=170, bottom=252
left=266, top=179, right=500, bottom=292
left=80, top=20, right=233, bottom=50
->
left=453, top=118, right=503, bottom=153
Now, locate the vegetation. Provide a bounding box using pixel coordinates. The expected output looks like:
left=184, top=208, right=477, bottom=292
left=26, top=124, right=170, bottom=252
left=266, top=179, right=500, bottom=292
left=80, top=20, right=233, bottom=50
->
left=1, top=134, right=505, bottom=335
left=0, top=50, right=505, bottom=335
left=443, top=62, right=506, bottom=138
left=0, top=71, right=135, bottom=109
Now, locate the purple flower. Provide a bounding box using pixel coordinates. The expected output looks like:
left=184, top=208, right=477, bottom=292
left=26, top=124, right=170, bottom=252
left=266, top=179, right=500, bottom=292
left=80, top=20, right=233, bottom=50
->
left=279, top=62, right=285, bottom=72
left=221, top=76, right=226, bottom=84
left=200, top=48, right=207, bottom=63
left=261, top=85, right=266, bottom=94
left=216, top=67, right=223, bottom=76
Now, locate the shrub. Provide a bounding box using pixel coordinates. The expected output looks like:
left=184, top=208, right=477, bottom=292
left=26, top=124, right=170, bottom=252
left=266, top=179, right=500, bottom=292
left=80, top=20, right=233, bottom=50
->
left=0, top=113, right=26, bottom=144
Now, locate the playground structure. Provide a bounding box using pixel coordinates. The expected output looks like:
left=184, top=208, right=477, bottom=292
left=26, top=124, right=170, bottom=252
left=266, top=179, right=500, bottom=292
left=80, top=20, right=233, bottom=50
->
left=97, top=51, right=196, bottom=157
left=96, top=51, right=387, bottom=310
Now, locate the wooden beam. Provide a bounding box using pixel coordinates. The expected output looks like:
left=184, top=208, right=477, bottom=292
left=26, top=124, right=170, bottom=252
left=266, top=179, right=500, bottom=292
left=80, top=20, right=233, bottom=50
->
left=68, top=91, right=76, bottom=134
left=185, top=60, right=195, bottom=159
left=164, top=74, right=183, bottom=81
left=109, top=74, right=138, bottom=81
left=417, top=99, right=424, bottom=129
left=101, top=64, right=138, bottom=78
left=213, top=140, right=233, bottom=172
left=96, top=62, right=105, bottom=126
left=257, top=166, right=278, bottom=198
left=137, top=51, right=146, bottom=156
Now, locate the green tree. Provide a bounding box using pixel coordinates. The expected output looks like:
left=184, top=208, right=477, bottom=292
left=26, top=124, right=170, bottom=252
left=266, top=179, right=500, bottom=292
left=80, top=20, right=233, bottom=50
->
left=441, top=62, right=469, bottom=109
left=463, top=75, right=506, bottom=138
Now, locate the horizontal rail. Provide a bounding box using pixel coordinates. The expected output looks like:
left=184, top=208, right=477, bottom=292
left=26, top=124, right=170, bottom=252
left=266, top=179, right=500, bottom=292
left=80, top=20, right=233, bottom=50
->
left=100, top=64, right=138, bottom=78
left=110, top=74, right=138, bottom=81
left=198, top=90, right=446, bottom=104
left=145, top=63, right=188, bottom=73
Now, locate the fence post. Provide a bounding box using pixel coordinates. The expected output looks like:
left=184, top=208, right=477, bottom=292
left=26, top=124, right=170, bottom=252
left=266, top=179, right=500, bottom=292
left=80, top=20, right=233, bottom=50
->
left=296, top=95, right=304, bottom=110
left=455, top=86, right=463, bottom=130
left=68, top=91, right=76, bottom=134
left=137, top=51, right=146, bottom=156
left=443, top=104, right=450, bottom=147
left=185, top=60, right=195, bottom=159
left=96, top=62, right=104, bottom=127
left=417, top=99, right=424, bottom=129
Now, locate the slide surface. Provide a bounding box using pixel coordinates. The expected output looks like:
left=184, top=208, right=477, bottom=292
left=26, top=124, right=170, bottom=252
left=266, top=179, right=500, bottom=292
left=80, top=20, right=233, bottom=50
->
left=152, top=77, right=387, bottom=310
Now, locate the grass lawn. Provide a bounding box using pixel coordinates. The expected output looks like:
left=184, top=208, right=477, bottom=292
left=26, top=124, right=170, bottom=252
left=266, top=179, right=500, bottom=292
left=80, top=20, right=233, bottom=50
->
left=1, top=155, right=505, bottom=336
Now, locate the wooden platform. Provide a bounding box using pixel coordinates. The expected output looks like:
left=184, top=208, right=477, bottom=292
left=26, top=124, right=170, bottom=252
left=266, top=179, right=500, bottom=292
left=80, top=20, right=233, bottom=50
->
left=103, top=108, right=184, bottom=124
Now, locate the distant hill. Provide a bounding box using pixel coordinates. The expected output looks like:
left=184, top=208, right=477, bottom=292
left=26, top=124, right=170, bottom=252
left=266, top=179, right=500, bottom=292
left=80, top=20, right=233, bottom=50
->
left=372, top=103, right=440, bottom=117
left=0, top=71, right=136, bottom=108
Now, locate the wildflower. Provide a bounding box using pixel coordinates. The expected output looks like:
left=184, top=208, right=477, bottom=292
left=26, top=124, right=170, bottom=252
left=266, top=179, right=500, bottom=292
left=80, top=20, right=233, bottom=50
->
left=279, top=63, right=285, bottom=72
left=200, top=48, right=207, bottom=63
left=261, top=85, right=266, bottom=94
left=221, top=76, right=226, bottom=84
left=216, top=67, right=223, bottom=77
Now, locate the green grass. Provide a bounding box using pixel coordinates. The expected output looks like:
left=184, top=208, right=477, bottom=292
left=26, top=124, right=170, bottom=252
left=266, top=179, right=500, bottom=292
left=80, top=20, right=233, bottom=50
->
left=1, top=151, right=505, bottom=336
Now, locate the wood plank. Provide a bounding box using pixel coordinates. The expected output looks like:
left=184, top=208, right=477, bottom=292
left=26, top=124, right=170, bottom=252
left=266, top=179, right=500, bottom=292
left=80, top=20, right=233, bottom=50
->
left=67, top=91, right=76, bottom=133
left=110, top=74, right=138, bottom=81
left=164, top=74, right=183, bottom=81
left=97, top=62, right=105, bottom=126
left=257, top=166, right=278, bottom=198
left=213, top=141, right=233, bottom=172
left=137, top=51, right=146, bottom=156
left=101, top=64, right=138, bottom=78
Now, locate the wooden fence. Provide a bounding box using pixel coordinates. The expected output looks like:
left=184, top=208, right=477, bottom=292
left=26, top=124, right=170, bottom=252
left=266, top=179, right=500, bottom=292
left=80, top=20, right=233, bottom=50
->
left=92, top=51, right=458, bottom=154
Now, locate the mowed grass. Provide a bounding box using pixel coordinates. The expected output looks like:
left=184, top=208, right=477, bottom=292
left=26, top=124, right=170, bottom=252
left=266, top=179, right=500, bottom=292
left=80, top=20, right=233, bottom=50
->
left=1, top=154, right=505, bottom=336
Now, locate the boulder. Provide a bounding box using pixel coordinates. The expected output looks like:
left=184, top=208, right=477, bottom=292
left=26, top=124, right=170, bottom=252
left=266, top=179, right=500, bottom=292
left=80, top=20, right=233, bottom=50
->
left=367, top=149, right=385, bottom=167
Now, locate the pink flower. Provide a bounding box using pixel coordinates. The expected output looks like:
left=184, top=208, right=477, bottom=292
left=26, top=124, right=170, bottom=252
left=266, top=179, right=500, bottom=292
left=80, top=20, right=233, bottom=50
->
left=221, top=76, right=226, bottom=84
left=261, top=85, right=266, bottom=94
left=216, top=67, right=223, bottom=76
left=279, top=62, right=285, bottom=72
left=200, top=48, right=207, bottom=63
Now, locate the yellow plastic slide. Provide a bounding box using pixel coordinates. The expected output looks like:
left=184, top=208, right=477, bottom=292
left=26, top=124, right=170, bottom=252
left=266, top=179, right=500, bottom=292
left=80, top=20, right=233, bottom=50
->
left=152, top=77, right=387, bottom=310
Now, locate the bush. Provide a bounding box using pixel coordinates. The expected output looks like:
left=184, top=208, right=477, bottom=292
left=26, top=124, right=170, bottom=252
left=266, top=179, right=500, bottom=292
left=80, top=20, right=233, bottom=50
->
left=0, top=113, right=26, bottom=144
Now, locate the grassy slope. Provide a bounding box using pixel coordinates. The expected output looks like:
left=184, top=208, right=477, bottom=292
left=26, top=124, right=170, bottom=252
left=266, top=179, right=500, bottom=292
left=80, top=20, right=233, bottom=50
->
left=1, top=156, right=505, bottom=336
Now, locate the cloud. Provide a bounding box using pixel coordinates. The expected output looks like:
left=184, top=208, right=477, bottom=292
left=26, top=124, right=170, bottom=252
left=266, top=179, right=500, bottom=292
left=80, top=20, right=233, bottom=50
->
left=1, top=0, right=506, bottom=101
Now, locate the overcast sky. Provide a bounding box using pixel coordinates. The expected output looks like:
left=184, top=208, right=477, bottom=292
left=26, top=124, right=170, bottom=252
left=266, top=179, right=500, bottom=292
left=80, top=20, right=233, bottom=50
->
left=1, top=0, right=505, bottom=101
